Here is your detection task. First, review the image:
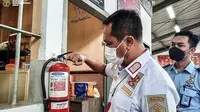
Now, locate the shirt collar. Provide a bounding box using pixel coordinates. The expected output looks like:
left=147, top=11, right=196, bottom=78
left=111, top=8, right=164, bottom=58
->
left=171, top=62, right=195, bottom=74
left=184, top=62, right=195, bottom=74
left=125, top=49, right=151, bottom=78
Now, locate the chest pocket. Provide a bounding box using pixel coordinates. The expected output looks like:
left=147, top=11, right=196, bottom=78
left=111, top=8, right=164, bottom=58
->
left=114, top=91, right=132, bottom=111
left=180, top=87, right=197, bottom=97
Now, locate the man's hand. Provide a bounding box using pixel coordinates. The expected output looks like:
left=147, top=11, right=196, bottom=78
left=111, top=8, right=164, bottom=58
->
left=67, top=52, right=86, bottom=66
left=67, top=52, right=106, bottom=75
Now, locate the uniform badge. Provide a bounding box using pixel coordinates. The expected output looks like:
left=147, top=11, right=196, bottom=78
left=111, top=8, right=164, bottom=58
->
left=121, top=85, right=133, bottom=96
left=146, top=94, right=168, bottom=112
left=113, top=75, right=118, bottom=81
left=126, top=72, right=144, bottom=90
left=128, top=62, right=141, bottom=74
left=187, top=79, right=194, bottom=84
left=190, top=74, right=195, bottom=79
left=121, top=72, right=144, bottom=96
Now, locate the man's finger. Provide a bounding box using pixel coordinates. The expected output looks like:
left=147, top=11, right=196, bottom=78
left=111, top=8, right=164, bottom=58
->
left=73, top=57, right=80, bottom=62
left=74, top=60, right=83, bottom=66
left=67, top=54, right=74, bottom=60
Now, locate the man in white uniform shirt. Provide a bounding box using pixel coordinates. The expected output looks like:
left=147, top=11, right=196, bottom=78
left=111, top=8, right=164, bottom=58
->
left=67, top=9, right=180, bottom=112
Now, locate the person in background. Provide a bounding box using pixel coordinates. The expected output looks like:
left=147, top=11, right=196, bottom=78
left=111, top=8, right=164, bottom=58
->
left=68, top=9, right=179, bottom=112
left=164, top=30, right=200, bottom=112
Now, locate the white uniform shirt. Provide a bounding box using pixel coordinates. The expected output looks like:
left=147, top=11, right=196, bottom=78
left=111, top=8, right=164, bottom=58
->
left=105, top=50, right=180, bottom=112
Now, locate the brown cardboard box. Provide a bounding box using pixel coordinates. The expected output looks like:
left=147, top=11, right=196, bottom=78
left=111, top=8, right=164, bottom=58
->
left=70, top=97, right=101, bottom=112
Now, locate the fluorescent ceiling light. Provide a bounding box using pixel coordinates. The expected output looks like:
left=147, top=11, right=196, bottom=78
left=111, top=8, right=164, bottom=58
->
left=166, top=6, right=175, bottom=19
left=174, top=25, right=180, bottom=32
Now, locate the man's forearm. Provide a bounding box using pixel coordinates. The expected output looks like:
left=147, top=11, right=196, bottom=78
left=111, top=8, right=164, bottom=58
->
left=85, top=57, right=106, bottom=76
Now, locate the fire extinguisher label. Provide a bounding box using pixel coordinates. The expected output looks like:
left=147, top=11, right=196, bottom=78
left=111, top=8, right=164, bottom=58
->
left=51, top=101, right=68, bottom=109
left=49, top=72, right=68, bottom=97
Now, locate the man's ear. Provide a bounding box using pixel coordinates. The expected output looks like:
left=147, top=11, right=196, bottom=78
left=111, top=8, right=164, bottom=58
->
left=125, top=36, right=134, bottom=50
left=190, top=47, right=196, bottom=54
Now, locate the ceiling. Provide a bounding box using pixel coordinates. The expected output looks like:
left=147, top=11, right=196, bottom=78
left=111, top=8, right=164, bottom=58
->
left=152, top=0, right=200, bottom=55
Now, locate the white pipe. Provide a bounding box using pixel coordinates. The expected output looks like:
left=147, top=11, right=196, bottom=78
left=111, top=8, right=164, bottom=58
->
left=61, top=0, right=68, bottom=53
left=12, top=0, right=24, bottom=105
left=0, top=24, right=41, bottom=38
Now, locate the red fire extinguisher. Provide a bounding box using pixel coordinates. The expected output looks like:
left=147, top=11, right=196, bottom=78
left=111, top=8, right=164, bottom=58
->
left=41, top=52, right=72, bottom=112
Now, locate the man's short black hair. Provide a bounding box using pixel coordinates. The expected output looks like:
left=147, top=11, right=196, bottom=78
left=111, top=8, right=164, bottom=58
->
left=174, top=30, right=199, bottom=48
left=103, top=9, right=143, bottom=42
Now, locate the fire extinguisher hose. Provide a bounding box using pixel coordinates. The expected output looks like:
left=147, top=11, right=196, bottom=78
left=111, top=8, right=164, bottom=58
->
left=41, top=58, right=56, bottom=112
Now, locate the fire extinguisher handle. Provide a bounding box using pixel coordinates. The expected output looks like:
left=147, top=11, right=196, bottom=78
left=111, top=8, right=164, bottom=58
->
left=57, top=51, right=73, bottom=58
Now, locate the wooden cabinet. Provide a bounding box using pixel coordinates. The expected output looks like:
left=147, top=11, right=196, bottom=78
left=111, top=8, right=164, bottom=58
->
left=0, top=69, right=29, bottom=104
left=67, top=2, right=105, bottom=102
left=67, top=2, right=104, bottom=72
left=0, top=0, right=33, bottom=43
left=0, top=1, right=33, bottom=63
left=70, top=97, right=101, bottom=112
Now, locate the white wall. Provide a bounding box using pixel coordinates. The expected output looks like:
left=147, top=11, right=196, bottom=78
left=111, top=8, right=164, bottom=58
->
left=45, top=0, right=64, bottom=58
left=105, top=0, right=117, bottom=14
left=39, top=0, right=64, bottom=60
left=140, top=5, right=152, bottom=51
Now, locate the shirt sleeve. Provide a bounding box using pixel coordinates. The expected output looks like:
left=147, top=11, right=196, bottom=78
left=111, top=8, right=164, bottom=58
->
left=141, top=81, right=180, bottom=112
left=105, top=63, right=117, bottom=78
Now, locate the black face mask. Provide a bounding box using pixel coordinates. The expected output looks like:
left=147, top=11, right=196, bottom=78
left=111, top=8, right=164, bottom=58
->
left=169, top=47, right=185, bottom=61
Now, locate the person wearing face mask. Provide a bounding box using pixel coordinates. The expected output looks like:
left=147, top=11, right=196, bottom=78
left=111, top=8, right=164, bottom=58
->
left=163, top=31, right=200, bottom=112
left=67, top=9, right=179, bottom=112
